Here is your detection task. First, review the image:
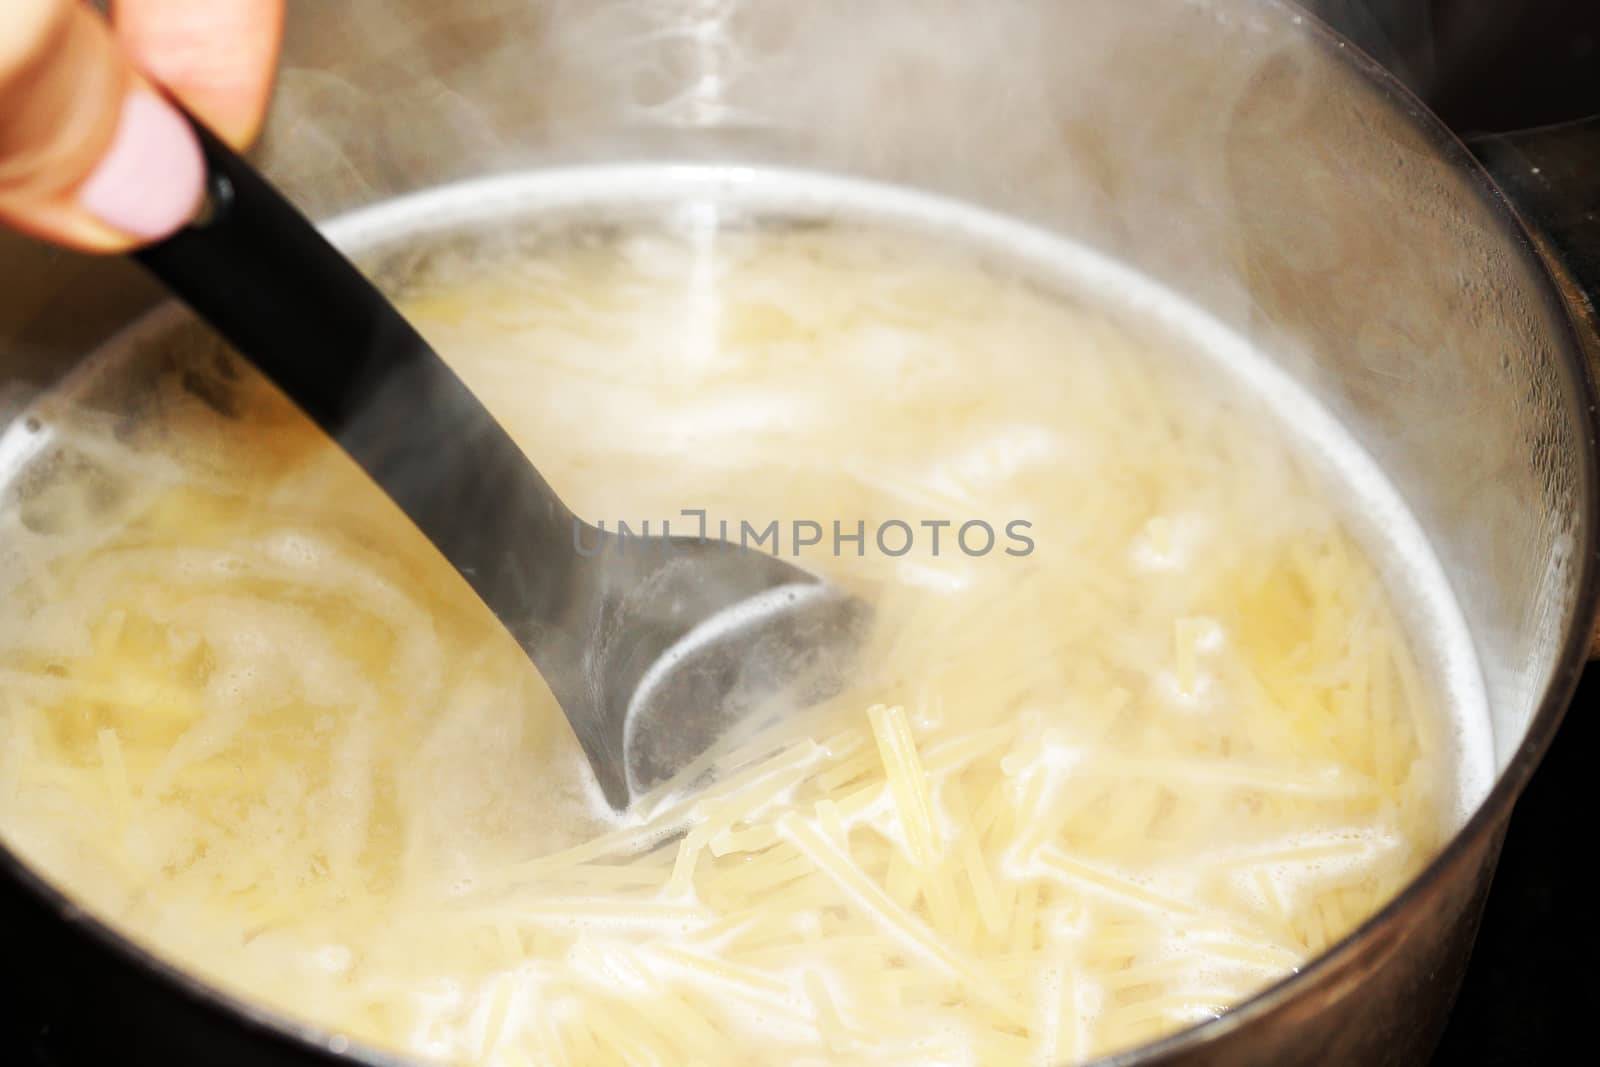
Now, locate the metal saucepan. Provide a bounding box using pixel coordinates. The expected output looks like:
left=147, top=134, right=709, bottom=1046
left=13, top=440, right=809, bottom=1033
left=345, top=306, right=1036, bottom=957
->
left=1, top=1, right=1595, bottom=1064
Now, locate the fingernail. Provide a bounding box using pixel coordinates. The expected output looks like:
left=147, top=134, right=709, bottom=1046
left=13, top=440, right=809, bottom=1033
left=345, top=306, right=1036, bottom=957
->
left=78, top=89, right=205, bottom=241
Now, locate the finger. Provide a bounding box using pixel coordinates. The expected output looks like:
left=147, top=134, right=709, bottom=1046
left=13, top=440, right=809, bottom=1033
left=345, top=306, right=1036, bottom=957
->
left=112, top=0, right=285, bottom=149
left=0, top=0, right=203, bottom=250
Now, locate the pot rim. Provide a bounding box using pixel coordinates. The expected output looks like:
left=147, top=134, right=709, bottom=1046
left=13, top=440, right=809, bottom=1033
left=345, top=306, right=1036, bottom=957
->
left=1, top=1, right=1597, bottom=1064
left=1092, top=2, right=1600, bottom=1060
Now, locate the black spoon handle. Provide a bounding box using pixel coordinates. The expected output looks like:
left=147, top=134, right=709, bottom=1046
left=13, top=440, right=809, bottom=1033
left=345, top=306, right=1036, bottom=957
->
left=133, top=119, right=584, bottom=639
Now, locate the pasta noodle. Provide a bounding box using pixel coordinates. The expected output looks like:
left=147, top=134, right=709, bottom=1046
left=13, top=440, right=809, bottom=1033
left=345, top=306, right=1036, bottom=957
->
left=0, top=206, right=1476, bottom=1065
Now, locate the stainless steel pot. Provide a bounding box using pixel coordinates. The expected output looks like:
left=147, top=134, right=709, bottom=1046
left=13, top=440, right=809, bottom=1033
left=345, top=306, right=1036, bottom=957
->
left=2, top=1, right=1595, bottom=1064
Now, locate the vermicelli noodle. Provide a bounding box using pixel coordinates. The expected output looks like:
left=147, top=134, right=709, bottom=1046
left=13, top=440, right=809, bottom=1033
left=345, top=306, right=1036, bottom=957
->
left=0, top=177, right=1487, bottom=1066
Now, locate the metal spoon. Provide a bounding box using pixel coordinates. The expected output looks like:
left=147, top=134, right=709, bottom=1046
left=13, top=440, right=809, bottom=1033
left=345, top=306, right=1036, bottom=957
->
left=133, top=120, right=868, bottom=809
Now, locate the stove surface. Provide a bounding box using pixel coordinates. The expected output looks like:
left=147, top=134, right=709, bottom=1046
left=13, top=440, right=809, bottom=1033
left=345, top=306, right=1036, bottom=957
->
left=1431, top=667, right=1598, bottom=1064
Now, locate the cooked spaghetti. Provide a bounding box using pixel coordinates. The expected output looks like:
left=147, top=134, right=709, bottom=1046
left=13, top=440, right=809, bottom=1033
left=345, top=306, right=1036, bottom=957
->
left=0, top=209, right=1473, bottom=1066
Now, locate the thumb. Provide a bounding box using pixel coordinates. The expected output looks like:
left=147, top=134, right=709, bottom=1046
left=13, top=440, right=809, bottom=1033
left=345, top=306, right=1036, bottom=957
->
left=0, top=0, right=203, bottom=251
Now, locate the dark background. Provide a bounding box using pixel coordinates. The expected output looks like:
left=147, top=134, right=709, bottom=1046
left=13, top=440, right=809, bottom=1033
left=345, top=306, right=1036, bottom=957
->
left=1311, top=0, right=1599, bottom=133
left=2, top=2, right=1598, bottom=1065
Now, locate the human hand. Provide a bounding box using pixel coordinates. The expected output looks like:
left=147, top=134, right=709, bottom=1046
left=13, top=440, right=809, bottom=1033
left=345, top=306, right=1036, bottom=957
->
left=1, top=0, right=283, bottom=251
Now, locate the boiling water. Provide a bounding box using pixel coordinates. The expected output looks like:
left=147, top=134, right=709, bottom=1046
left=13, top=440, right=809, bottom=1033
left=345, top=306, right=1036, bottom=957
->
left=0, top=166, right=1491, bottom=1066
left=341, top=164, right=1492, bottom=818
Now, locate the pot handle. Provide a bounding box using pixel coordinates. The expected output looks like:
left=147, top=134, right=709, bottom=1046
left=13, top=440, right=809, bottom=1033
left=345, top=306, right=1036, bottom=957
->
left=1466, top=117, right=1600, bottom=657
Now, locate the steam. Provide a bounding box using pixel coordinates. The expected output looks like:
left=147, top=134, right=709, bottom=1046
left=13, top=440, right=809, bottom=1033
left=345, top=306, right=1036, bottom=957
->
left=191, top=0, right=1587, bottom=770
left=254, top=1, right=1318, bottom=340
